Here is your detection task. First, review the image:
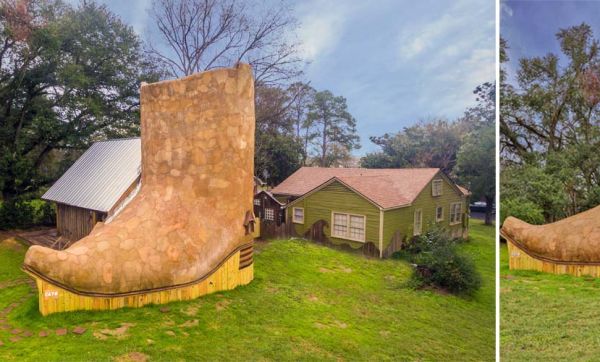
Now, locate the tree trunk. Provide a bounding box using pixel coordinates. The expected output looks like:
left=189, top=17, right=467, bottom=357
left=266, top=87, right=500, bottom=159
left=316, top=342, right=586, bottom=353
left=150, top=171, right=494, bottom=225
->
left=320, top=120, right=327, bottom=167
left=484, top=195, right=494, bottom=225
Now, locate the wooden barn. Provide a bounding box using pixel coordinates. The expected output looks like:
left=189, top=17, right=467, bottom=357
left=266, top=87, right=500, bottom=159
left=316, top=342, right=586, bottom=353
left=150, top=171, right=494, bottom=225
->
left=271, top=167, right=471, bottom=258
left=42, top=138, right=142, bottom=245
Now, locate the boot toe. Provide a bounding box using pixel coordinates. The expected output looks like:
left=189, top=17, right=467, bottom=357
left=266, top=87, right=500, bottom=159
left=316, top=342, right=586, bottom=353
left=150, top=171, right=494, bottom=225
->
left=501, top=216, right=532, bottom=242
left=24, top=245, right=58, bottom=275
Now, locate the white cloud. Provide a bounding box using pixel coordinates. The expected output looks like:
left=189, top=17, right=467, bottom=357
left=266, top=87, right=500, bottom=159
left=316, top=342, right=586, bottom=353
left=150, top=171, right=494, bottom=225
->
left=295, top=0, right=364, bottom=61
left=398, top=13, right=464, bottom=60
left=501, top=2, right=514, bottom=17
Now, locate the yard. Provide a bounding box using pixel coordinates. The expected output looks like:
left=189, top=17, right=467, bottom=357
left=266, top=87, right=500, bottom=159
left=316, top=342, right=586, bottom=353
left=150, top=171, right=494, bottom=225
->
left=501, top=243, right=600, bottom=361
left=0, top=220, right=494, bottom=361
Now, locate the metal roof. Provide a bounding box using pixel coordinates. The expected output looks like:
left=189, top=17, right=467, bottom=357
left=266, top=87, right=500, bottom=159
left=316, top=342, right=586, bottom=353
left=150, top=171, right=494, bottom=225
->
left=42, top=138, right=141, bottom=212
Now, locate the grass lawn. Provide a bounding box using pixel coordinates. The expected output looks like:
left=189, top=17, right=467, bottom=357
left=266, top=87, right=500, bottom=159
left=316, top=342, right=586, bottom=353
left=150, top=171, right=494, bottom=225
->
left=0, top=220, right=494, bottom=361
left=501, top=243, right=600, bottom=361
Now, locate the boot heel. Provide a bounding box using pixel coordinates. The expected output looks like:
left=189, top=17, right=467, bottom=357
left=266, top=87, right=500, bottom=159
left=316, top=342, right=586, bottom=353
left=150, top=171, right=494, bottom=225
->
left=23, top=243, right=255, bottom=316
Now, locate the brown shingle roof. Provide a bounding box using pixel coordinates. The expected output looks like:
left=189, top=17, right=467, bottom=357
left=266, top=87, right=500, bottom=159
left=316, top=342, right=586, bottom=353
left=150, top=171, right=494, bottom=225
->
left=272, top=167, right=460, bottom=209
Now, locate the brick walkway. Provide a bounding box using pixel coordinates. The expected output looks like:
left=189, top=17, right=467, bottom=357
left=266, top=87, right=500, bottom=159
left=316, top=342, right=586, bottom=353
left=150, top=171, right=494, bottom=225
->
left=0, top=277, right=87, bottom=345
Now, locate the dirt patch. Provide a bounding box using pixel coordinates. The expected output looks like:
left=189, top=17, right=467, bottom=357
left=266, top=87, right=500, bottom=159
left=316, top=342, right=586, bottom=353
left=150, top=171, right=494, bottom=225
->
left=0, top=234, right=26, bottom=252
left=318, top=267, right=333, bottom=273
left=215, top=299, right=231, bottom=311
left=334, top=320, right=348, bottom=329
left=379, top=330, right=390, bottom=337
left=114, top=352, right=149, bottom=362
left=165, top=330, right=176, bottom=336
left=339, top=266, right=352, bottom=273
left=182, top=305, right=199, bottom=316
left=180, top=319, right=199, bottom=328
left=94, top=323, right=134, bottom=340
left=314, top=322, right=327, bottom=329
left=162, top=319, right=175, bottom=327
left=307, top=294, right=319, bottom=302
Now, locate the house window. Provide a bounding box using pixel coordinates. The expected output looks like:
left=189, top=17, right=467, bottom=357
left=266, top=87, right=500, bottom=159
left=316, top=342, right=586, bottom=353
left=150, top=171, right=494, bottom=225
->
left=450, top=202, right=462, bottom=225
left=432, top=179, right=443, bottom=196
left=264, top=208, right=275, bottom=221
left=254, top=199, right=261, bottom=206
left=293, top=207, right=304, bottom=224
left=414, top=209, right=423, bottom=236
left=436, top=206, right=444, bottom=222
left=331, top=212, right=365, bottom=242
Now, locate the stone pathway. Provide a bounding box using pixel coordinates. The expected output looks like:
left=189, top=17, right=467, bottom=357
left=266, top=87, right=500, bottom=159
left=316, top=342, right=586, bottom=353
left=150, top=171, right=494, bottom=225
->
left=0, top=277, right=88, bottom=346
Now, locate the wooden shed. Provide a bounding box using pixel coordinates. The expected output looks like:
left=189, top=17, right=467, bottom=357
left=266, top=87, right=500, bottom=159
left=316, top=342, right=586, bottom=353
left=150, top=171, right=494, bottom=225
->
left=253, top=190, right=285, bottom=225
left=42, top=138, right=142, bottom=245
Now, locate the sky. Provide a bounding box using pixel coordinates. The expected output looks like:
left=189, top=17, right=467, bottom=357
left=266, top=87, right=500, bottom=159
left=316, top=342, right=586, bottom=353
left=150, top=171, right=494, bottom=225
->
left=502, top=0, right=600, bottom=86
left=95, top=0, right=495, bottom=155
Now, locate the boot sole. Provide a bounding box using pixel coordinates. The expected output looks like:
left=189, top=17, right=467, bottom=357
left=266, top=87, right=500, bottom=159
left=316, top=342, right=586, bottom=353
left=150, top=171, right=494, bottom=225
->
left=22, top=243, right=254, bottom=316
left=501, top=230, right=600, bottom=277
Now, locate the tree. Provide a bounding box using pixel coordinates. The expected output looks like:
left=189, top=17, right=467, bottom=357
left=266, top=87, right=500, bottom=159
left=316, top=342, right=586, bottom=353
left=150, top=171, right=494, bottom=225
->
left=501, top=24, right=600, bottom=219
left=287, top=82, right=316, bottom=164
left=253, top=84, right=305, bottom=185
left=306, top=90, right=360, bottom=167
left=147, top=0, right=302, bottom=85
left=254, top=133, right=302, bottom=186
left=360, top=120, right=464, bottom=173
left=455, top=125, right=495, bottom=225
left=0, top=0, right=160, bottom=202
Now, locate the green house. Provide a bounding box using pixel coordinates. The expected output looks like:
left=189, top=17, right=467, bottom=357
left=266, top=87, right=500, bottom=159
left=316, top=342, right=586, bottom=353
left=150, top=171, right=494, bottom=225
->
left=271, top=167, right=470, bottom=258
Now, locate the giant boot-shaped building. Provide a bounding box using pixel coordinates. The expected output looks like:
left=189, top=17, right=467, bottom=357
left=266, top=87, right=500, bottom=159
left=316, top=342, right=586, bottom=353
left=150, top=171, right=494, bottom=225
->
left=23, top=64, right=256, bottom=315
left=502, top=205, right=600, bottom=276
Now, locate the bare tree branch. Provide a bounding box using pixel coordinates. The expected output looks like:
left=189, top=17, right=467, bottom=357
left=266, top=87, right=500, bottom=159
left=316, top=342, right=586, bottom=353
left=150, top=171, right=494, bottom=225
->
left=146, top=0, right=303, bottom=86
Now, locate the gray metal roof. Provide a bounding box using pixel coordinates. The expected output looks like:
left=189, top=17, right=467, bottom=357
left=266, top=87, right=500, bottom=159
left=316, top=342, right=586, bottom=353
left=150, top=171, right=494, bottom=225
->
left=42, top=138, right=141, bottom=212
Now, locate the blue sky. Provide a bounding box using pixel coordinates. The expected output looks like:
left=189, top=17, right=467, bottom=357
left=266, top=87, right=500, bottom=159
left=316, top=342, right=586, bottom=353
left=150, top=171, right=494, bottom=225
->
left=502, top=0, right=600, bottom=86
left=96, top=0, right=495, bottom=155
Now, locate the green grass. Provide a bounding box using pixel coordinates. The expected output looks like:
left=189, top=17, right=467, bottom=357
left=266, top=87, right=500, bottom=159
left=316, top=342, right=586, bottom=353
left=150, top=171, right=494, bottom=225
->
left=0, top=221, right=494, bottom=361
left=501, top=243, right=600, bottom=361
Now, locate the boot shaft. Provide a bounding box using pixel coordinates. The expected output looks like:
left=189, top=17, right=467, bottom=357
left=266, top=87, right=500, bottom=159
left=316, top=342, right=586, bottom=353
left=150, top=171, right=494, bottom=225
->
left=139, top=64, right=255, bottom=209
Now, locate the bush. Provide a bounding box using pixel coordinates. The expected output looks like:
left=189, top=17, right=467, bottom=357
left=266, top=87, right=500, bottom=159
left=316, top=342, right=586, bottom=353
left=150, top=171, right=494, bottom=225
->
left=396, top=229, right=481, bottom=296
left=411, top=245, right=481, bottom=295
left=0, top=199, right=56, bottom=229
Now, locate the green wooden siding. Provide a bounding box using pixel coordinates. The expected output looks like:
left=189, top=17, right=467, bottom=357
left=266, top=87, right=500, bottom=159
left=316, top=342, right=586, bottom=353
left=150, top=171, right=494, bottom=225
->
left=287, top=181, right=380, bottom=249
left=381, top=172, right=468, bottom=251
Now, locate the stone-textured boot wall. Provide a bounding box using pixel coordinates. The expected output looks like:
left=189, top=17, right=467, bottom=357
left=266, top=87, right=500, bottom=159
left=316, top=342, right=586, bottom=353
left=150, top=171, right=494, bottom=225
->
left=502, top=205, right=600, bottom=276
left=23, top=64, right=256, bottom=304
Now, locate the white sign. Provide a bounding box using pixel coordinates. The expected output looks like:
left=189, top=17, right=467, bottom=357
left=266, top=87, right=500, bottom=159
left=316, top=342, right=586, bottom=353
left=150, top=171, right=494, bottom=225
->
left=44, top=291, right=59, bottom=298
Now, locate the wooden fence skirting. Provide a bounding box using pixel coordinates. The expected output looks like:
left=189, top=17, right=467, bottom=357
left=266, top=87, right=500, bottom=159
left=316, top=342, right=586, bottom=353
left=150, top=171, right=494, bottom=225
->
left=24, top=245, right=254, bottom=316
left=505, top=234, right=600, bottom=277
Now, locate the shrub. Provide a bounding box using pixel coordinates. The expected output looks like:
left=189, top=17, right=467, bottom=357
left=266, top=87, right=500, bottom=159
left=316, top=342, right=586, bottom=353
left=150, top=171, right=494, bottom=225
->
left=396, top=229, right=481, bottom=296
left=0, top=199, right=56, bottom=229
left=411, top=245, right=481, bottom=295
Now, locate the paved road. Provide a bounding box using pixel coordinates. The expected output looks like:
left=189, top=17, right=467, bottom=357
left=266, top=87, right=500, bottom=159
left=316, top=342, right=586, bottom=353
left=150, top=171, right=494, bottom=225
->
left=470, top=211, right=495, bottom=221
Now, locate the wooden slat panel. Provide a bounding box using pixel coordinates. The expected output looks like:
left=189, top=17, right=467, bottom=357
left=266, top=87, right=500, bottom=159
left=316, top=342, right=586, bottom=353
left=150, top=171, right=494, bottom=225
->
left=26, top=249, right=254, bottom=316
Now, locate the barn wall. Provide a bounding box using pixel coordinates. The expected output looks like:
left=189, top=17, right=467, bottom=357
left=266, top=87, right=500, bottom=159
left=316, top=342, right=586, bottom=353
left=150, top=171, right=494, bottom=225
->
left=56, top=204, right=106, bottom=242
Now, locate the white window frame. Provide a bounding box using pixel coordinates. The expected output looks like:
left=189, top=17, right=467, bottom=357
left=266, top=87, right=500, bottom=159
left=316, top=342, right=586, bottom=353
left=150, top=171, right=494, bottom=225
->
left=254, top=199, right=261, bottom=206
left=264, top=208, right=275, bottom=221
left=450, top=202, right=462, bottom=225
left=331, top=211, right=366, bottom=243
left=432, top=179, right=443, bottom=197
left=435, top=206, right=444, bottom=222
left=413, top=209, right=423, bottom=236
left=292, top=207, right=304, bottom=224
